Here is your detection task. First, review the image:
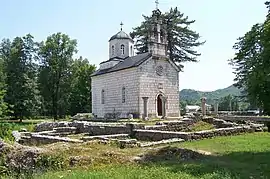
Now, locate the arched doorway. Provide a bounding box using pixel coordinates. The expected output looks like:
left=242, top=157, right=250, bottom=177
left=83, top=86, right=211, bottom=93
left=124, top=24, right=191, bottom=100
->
left=157, top=94, right=163, bottom=116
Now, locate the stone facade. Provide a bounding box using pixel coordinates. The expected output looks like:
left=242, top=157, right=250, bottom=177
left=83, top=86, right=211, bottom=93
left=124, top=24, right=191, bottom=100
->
left=91, top=56, right=180, bottom=119
left=92, top=68, right=140, bottom=118
left=138, top=57, right=180, bottom=118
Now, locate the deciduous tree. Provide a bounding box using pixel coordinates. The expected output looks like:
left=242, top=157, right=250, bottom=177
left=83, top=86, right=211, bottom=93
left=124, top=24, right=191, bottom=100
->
left=2, top=35, right=40, bottom=121
left=69, top=57, right=96, bottom=115
left=38, top=33, right=77, bottom=120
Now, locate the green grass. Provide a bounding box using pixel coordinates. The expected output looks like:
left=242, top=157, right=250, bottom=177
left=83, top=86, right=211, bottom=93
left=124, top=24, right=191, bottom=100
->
left=33, top=133, right=270, bottom=179
left=0, top=122, right=35, bottom=141
left=189, top=121, right=215, bottom=132
left=0, top=118, right=54, bottom=142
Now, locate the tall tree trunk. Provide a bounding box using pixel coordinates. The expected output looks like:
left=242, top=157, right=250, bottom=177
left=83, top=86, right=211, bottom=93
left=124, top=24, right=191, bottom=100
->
left=52, top=93, right=58, bottom=121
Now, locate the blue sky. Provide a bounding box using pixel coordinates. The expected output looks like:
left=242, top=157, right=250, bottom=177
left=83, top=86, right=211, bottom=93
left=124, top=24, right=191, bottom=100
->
left=0, top=0, right=268, bottom=91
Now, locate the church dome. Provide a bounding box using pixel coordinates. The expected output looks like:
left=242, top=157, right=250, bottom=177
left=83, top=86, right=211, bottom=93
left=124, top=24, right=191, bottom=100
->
left=109, top=30, right=133, bottom=42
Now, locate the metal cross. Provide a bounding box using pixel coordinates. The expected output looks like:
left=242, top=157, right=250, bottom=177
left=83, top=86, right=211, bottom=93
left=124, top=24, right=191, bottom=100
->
left=120, top=22, right=124, bottom=31
left=155, top=0, right=159, bottom=9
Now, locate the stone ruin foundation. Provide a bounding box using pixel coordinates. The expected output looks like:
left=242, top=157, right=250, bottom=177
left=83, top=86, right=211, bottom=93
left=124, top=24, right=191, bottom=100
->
left=15, top=117, right=266, bottom=149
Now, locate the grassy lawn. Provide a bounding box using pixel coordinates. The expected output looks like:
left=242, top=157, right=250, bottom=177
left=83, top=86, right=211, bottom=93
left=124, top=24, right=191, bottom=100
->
left=33, top=133, right=270, bottom=179
left=189, top=121, right=215, bottom=132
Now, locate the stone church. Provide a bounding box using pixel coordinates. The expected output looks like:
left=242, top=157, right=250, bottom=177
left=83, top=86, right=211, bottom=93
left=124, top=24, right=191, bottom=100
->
left=91, top=6, right=180, bottom=119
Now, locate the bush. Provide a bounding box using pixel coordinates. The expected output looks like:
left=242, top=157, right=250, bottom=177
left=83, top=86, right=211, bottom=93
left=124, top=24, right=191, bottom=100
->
left=0, top=123, right=14, bottom=141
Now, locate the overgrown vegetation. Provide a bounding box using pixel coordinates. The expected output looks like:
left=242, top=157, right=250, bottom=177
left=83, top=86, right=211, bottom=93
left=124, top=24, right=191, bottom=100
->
left=189, top=121, right=215, bottom=132
left=0, top=122, right=35, bottom=141
left=25, top=132, right=270, bottom=179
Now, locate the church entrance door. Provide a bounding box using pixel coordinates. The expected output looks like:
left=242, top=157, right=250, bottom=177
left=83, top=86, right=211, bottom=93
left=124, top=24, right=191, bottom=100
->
left=157, top=94, right=163, bottom=116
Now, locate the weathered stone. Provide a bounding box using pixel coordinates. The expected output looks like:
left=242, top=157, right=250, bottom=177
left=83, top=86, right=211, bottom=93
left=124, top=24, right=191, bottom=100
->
left=6, top=145, right=45, bottom=174
left=118, top=139, right=138, bottom=148
left=82, top=134, right=129, bottom=141
left=53, top=127, right=77, bottom=134
left=139, top=138, right=184, bottom=147
left=128, top=114, right=134, bottom=120
left=71, top=113, right=94, bottom=121
left=12, top=131, right=21, bottom=142
left=134, top=126, right=254, bottom=142
left=28, top=134, right=83, bottom=145
left=134, top=129, right=190, bottom=141
left=35, top=122, right=70, bottom=132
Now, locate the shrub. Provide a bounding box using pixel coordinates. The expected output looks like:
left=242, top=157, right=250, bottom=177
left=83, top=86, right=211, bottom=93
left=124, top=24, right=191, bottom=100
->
left=0, top=123, right=14, bottom=141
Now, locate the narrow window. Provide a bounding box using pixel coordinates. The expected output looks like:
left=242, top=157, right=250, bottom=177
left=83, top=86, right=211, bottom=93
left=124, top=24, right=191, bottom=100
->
left=101, top=89, right=105, bottom=104
left=112, top=45, right=115, bottom=56
left=122, top=87, right=126, bottom=103
left=121, top=44, right=125, bottom=55
left=130, top=46, right=133, bottom=56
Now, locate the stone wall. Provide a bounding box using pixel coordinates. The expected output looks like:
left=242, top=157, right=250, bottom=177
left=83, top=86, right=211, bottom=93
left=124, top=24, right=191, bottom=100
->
left=145, top=120, right=192, bottom=132
left=134, top=126, right=254, bottom=141
left=35, top=121, right=141, bottom=136
left=35, top=122, right=70, bottom=132
left=91, top=68, right=140, bottom=119
left=24, top=134, right=82, bottom=145
left=138, top=57, right=180, bottom=118
left=219, top=116, right=270, bottom=122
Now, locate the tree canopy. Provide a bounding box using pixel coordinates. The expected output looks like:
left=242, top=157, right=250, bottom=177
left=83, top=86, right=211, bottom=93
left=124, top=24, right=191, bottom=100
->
left=0, top=33, right=96, bottom=121
left=230, top=2, right=270, bottom=114
left=131, top=7, right=205, bottom=70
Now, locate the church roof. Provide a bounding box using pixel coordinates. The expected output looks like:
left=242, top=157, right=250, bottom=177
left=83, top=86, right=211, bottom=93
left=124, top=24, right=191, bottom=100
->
left=91, top=52, right=152, bottom=77
left=109, top=30, right=133, bottom=42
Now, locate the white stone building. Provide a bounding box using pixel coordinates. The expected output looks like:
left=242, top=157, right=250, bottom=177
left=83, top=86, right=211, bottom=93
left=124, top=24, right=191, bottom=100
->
left=91, top=7, right=180, bottom=119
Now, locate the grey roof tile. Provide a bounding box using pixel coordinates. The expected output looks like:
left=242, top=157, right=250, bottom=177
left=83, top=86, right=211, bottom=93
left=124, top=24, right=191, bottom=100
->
left=91, top=52, right=151, bottom=77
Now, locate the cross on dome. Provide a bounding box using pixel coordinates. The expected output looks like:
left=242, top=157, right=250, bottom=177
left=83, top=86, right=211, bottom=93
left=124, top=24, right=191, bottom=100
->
left=155, top=0, right=159, bottom=9
left=120, top=22, right=124, bottom=31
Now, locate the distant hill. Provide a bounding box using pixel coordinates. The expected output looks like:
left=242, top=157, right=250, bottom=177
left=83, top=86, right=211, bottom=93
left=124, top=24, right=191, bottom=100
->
left=180, top=85, right=242, bottom=105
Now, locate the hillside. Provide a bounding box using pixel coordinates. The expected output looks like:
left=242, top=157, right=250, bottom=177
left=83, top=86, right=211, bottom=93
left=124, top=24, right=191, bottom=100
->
left=180, top=85, right=242, bottom=105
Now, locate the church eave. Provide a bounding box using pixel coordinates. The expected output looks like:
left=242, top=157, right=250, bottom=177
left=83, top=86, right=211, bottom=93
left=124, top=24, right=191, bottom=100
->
left=91, top=52, right=152, bottom=77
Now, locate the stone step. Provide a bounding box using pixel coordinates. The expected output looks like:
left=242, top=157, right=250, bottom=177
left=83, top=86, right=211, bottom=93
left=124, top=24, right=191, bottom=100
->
left=53, top=127, right=77, bottom=133
left=82, top=134, right=129, bottom=141
left=31, top=134, right=83, bottom=144
left=37, top=131, right=55, bottom=135
left=139, top=138, right=185, bottom=147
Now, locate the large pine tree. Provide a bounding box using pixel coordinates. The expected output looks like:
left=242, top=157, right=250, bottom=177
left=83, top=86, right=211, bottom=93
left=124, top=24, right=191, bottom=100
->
left=131, top=7, right=205, bottom=70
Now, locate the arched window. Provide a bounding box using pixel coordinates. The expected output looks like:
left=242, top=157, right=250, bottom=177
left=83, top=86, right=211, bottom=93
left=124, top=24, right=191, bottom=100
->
left=130, top=46, right=133, bottom=56
left=121, top=44, right=125, bottom=55
left=112, top=45, right=115, bottom=55
left=122, top=87, right=126, bottom=103
left=101, top=89, right=105, bottom=104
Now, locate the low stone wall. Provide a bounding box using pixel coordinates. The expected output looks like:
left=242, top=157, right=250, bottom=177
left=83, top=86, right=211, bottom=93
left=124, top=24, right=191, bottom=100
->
left=24, top=134, right=83, bottom=145
left=134, top=129, right=191, bottom=141
left=35, top=122, right=70, bottom=132
left=190, top=126, right=254, bottom=140
left=35, top=121, right=132, bottom=135
left=219, top=116, right=270, bottom=122
left=202, top=118, right=236, bottom=128
left=134, top=126, right=254, bottom=141
left=145, top=119, right=196, bottom=132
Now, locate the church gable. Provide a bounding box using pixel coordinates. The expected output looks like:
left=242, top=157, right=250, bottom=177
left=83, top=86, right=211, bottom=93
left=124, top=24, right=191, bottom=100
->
left=138, top=56, right=180, bottom=77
